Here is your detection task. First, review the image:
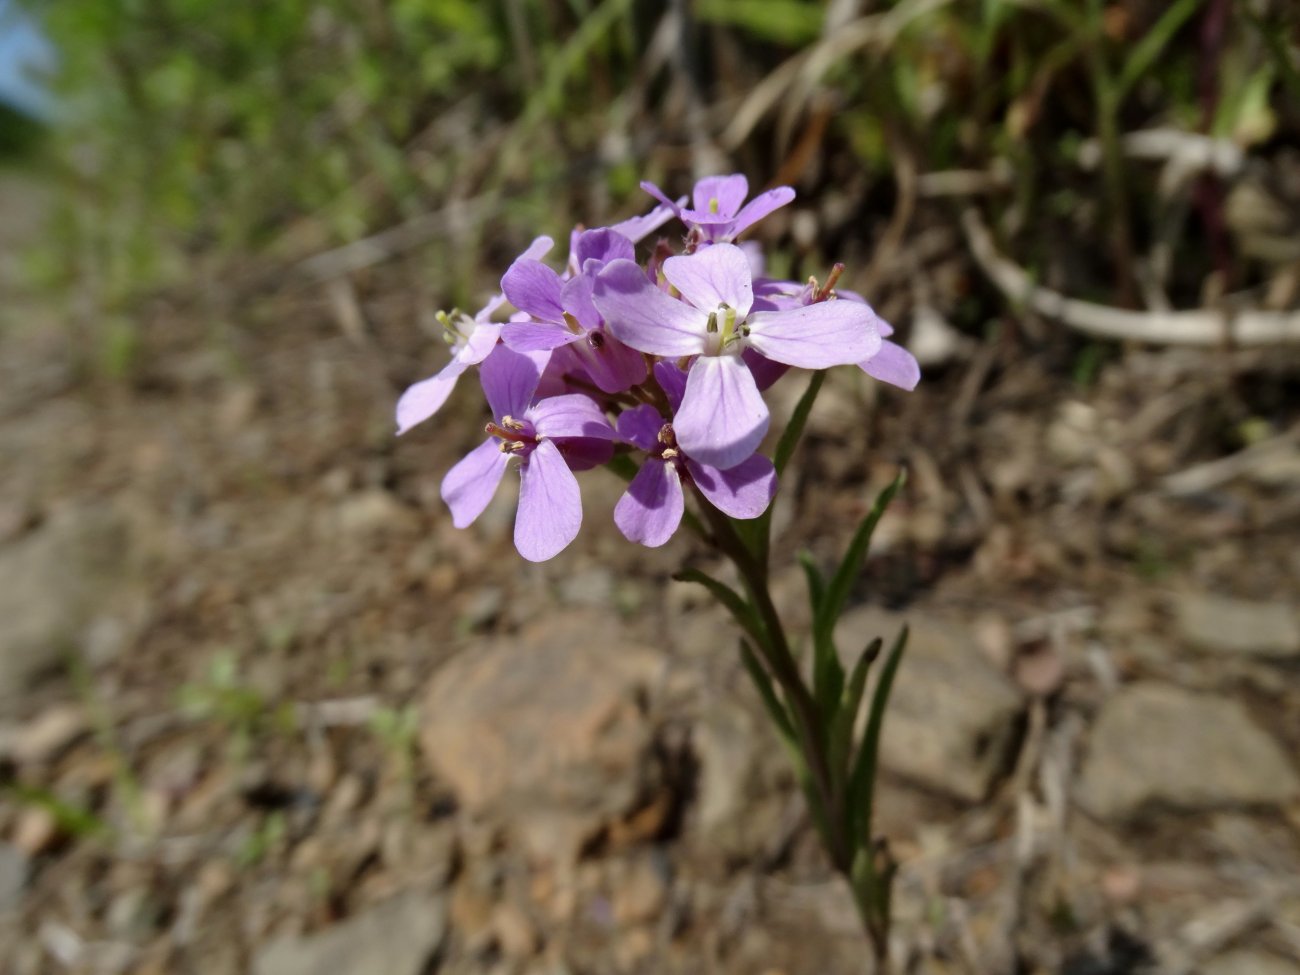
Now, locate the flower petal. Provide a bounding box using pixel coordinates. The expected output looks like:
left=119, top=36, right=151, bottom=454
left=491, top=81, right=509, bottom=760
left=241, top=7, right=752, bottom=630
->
left=614, top=460, right=684, bottom=548
left=652, top=361, right=688, bottom=412
left=639, top=181, right=682, bottom=217
left=692, top=174, right=749, bottom=217
left=609, top=199, right=681, bottom=243
left=662, top=243, right=754, bottom=318
left=520, top=235, right=555, bottom=263
left=461, top=322, right=504, bottom=364
left=592, top=259, right=707, bottom=356
left=675, top=355, right=769, bottom=470
left=515, top=439, right=582, bottom=561
left=441, top=438, right=510, bottom=528
left=861, top=339, right=920, bottom=391
left=529, top=393, right=616, bottom=440
left=617, top=403, right=667, bottom=451
left=395, top=358, right=467, bottom=434
left=741, top=347, right=789, bottom=391
left=746, top=299, right=882, bottom=369
left=729, top=186, right=795, bottom=237
left=557, top=437, right=614, bottom=471
left=574, top=228, right=635, bottom=268
left=501, top=258, right=565, bottom=322
left=572, top=330, right=647, bottom=393
left=560, top=274, right=601, bottom=331
left=687, top=453, right=777, bottom=520
left=480, top=344, right=546, bottom=419
left=501, top=321, right=580, bottom=352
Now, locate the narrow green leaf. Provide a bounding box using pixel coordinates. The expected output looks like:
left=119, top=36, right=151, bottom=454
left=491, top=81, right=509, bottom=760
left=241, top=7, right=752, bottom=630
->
left=1115, top=0, right=1203, bottom=102
left=828, top=637, right=882, bottom=783
left=774, top=370, right=826, bottom=475
left=849, top=626, right=908, bottom=843
left=798, top=550, right=825, bottom=614
left=814, top=471, right=906, bottom=658
left=674, top=567, right=767, bottom=651
left=737, top=639, right=795, bottom=745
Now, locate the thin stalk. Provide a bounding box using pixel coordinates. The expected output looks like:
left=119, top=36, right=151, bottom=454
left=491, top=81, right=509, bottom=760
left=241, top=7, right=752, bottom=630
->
left=691, top=490, right=850, bottom=870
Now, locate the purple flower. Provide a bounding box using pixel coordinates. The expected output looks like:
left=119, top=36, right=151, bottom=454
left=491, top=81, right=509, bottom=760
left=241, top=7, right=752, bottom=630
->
left=754, top=278, right=920, bottom=392
left=613, top=399, right=776, bottom=548
left=592, top=243, right=880, bottom=469
left=441, top=345, right=616, bottom=562
left=395, top=235, right=554, bottom=435
left=499, top=229, right=647, bottom=394
left=642, top=173, right=795, bottom=244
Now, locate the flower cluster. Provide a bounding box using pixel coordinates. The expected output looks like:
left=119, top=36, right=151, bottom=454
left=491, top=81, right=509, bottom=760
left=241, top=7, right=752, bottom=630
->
left=397, top=174, right=920, bottom=562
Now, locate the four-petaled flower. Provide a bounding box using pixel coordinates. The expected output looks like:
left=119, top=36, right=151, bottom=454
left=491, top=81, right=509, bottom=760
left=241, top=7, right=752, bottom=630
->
left=593, top=242, right=880, bottom=469
left=642, top=173, right=794, bottom=246
left=442, top=346, right=616, bottom=562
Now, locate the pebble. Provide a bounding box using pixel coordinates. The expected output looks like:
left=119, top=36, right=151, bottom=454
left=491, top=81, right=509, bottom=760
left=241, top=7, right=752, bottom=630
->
left=1077, top=682, right=1300, bottom=819
left=1172, top=592, right=1300, bottom=659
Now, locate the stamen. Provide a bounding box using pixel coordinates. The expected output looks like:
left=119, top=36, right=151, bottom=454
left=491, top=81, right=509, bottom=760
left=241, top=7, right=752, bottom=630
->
left=499, top=440, right=526, bottom=454
left=705, top=312, right=719, bottom=334
left=501, top=416, right=526, bottom=431
left=662, top=447, right=679, bottom=460
left=708, top=197, right=720, bottom=214
left=562, top=311, right=583, bottom=334
left=656, top=423, right=676, bottom=447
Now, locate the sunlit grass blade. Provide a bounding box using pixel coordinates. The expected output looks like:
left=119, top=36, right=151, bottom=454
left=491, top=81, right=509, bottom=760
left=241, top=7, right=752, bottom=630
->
left=848, top=626, right=908, bottom=843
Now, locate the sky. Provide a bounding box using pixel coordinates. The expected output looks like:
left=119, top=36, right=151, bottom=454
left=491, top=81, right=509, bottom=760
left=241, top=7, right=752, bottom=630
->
left=0, top=0, right=54, bottom=118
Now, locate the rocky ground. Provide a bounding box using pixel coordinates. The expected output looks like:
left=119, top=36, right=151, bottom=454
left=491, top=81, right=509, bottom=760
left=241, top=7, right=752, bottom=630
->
left=1, top=173, right=1299, bottom=974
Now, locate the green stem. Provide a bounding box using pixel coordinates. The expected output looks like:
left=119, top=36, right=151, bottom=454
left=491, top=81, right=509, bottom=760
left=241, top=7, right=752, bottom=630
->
left=691, top=488, right=850, bottom=870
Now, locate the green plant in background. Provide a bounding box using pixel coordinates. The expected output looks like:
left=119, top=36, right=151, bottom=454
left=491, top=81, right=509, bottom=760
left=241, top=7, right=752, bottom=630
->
left=178, top=651, right=295, bottom=764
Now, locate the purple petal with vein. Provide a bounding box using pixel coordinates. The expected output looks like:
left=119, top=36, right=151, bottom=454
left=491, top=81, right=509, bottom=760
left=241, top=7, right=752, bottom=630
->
left=746, top=300, right=881, bottom=369
left=529, top=394, right=616, bottom=440
left=861, top=339, right=920, bottom=390
left=687, top=453, right=777, bottom=520
left=692, top=174, right=748, bottom=215
left=675, top=355, right=769, bottom=470
left=639, top=181, right=682, bottom=217
left=574, top=228, right=635, bottom=268
left=480, top=345, right=545, bottom=419
left=557, top=437, right=614, bottom=471
left=561, top=274, right=602, bottom=331
left=501, top=259, right=565, bottom=322
left=614, top=460, right=684, bottom=548
left=617, top=403, right=667, bottom=451
left=609, top=199, right=681, bottom=243
left=575, top=331, right=647, bottom=393
left=652, top=361, right=688, bottom=412
left=502, top=321, right=579, bottom=352
left=662, top=244, right=754, bottom=317
left=515, top=439, right=582, bottom=561
left=742, top=347, right=789, bottom=391
left=395, top=358, right=467, bottom=434
left=730, top=186, right=795, bottom=237
left=593, top=260, right=706, bottom=356
left=441, top=438, right=510, bottom=528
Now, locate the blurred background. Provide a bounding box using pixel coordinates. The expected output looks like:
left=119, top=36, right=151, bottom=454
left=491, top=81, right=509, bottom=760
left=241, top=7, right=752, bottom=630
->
left=1, top=1, right=1299, bottom=972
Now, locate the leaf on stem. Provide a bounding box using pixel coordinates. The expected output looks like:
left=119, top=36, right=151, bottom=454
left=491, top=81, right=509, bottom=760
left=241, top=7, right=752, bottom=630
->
left=812, top=470, right=906, bottom=665
left=797, top=549, right=824, bottom=613
left=848, top=625, right=908, bottom=845
left=827, top=637, right=882, bottom=781
left=774, top=370, right=825, bottom=475
left=738, top=639, right=795, bottom=746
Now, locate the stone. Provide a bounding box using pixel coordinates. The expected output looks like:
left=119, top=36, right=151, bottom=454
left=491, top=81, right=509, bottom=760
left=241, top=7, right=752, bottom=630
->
left=690, top=698, right=788, bottom=856
left=835, top=607, right=1024, bottom=802
left=8, top=705, right=87, bottom=765
left=0, top=844, right=28, bottom=913
left=1202, top=950, right=1300, bottom=975
left=1077, top=683, right=1300, bottom=819
left=420, top=612, right=663, bottom=861
left=1172, top=592, right=1300, bottom=659
left=251, top=890, right=447, bottom=975
left=0, top=505, right=134, bottom=715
